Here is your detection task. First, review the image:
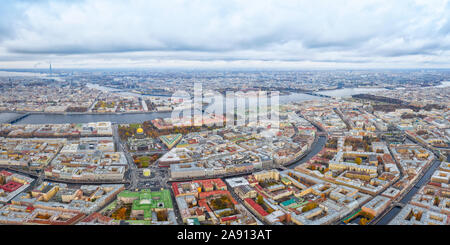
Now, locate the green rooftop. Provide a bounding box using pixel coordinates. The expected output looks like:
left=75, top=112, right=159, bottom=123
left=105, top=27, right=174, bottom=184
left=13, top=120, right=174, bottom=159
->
left=280, top=198, right=296, bottom=207
left=159, top=134, right=182, bottom=149
left=118, top=189, right=174, bottom=211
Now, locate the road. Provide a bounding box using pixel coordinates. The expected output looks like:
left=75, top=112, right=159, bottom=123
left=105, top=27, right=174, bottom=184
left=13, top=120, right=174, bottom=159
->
left=112, top=124, right=136, bottom=189
left=113, top=128, right=178, bottom=222
left=113, top=123, right=172, bottom=191
left=32, top=170, right=45, bottom=188
left=121, top=141, right=138, bottom=189
left=224, top=180, right=267, bottom=225
left=334, top=107, right=353, bottom=130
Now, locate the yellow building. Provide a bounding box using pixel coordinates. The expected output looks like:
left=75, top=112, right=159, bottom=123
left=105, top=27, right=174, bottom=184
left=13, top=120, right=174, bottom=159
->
left=254, top=170, right=279, bottom=182
left=143, top=169, right=151, bottom=177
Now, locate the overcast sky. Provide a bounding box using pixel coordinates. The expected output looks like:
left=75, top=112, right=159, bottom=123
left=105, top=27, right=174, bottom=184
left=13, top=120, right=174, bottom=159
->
left=0, top=0, right=449, bottom=69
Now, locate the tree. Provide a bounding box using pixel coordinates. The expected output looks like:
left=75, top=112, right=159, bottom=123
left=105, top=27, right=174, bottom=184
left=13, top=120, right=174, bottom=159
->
left=360, top=211, right=374, bottom=220
left=355, top=157, right=362, bottom=165
left=434, top=196, right=440, bottom=206
left=414, top=211, right=423, bottom=221
left=359, top=217, right=368, bottom=225
left=156, top=210, right=168, bottom=221
left=377, top=156, right=383, bottom=164
left=301, top=202, right=318, bottom=213
left=256, top=195, right=264, bottom=205
left=406, top=211, right=414, bottom=220
left=114, top=207, right=127, bottom=220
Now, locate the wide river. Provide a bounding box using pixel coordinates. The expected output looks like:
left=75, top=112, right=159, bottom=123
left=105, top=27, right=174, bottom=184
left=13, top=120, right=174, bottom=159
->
left=9, top=112, right=173, bottom=125
left=316, top=87, right=388, bottom=98
left=0, top=112, right=23, bottom=123
left=0, top=84, right=443, bottom=125
left=2, top=92, right=326, bottom=125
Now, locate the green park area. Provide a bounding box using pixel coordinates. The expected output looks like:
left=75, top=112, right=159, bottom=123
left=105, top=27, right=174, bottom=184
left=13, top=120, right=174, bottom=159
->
left=132, top=154, right=160, bottom=168
left=104, top=189, right=173, bottom=224
left=95, top=101, right=115, bottom=109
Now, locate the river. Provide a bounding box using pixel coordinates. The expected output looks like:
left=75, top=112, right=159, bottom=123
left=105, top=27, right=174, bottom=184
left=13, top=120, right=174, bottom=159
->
left=12, top=112, right=172, bottom=125
left=0, top=71, right=47, bottom=77
left=0, top=88, right=388, bottom=124
left=0, top=112, right=23, bottom=123
left=316, top=87, right=388, bottom=98
left=315, top=81, right=450, bottom=98
left=4, top=89, right=325, bottom=124
left=435, top=81, right=450, bottom=88
left=3, top=82, right=447, bottom=125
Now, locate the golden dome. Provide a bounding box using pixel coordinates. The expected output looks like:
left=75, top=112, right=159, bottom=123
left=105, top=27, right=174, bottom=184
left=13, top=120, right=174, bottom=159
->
left=136, top=128, right=144, bottom=134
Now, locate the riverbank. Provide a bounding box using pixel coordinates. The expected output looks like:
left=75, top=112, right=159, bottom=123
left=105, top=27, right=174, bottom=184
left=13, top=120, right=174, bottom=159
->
left=7, top=112, right=173, bottom=125
left=0, top=110, right=172, bottom=115
left=3, top=82, right=447, bottom=125
left=0, top=92, right=325, bottom=124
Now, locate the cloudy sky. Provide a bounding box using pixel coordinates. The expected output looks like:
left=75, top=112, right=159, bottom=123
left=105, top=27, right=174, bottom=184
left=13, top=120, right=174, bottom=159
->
left=0, top=0, right=449, bottom=69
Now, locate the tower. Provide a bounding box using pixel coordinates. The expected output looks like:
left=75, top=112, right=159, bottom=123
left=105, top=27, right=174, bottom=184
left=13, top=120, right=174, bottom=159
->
left=9, top=78, right=13, bottom=94
left=70, top=72, right=73, bottom=87
left=49, top=62, right=52, bottom=77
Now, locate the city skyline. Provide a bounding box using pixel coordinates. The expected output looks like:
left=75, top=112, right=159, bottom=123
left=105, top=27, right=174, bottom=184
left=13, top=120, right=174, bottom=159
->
left=1, top=0, right=450, bottom=69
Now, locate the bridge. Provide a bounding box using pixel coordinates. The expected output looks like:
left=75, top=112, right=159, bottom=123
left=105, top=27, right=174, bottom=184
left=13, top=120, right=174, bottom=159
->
left=392, top=202, right=406, bottom=208
left=5, top=113, right=30, bottom=124
left=303, top=91, right=332, bottom=98
left=316, top=131, right=328, bottom=136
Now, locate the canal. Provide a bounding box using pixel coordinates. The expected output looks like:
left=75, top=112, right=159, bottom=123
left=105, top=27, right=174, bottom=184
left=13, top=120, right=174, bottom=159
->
left=376, top=157, right=446, bottom=225
left=287, top=136, right=327, bottom=169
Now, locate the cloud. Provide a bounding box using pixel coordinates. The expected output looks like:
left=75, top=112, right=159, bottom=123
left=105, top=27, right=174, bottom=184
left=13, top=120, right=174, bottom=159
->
left=0, top=1, right=30, bottom=41
left=0, top=0, right=449, bottom=68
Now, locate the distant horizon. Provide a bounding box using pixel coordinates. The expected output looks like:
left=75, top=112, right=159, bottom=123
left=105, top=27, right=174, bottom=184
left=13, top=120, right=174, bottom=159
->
left=2, top=67, right=450, bottom=72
